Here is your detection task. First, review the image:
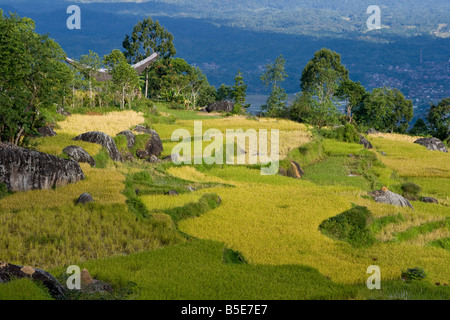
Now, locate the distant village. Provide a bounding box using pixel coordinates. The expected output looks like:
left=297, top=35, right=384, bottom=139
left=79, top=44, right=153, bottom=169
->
left=364, top=59, right=450, bottom=112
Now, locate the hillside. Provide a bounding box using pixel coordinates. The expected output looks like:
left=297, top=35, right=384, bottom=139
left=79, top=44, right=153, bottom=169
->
left=1, top=1, right=449, bottom=118
left=0, top=104, right=449, bottom=300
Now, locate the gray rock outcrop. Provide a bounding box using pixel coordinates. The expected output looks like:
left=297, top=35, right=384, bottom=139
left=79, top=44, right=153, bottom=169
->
left=421, top=197, right=438, bottom=204
left=63, top=145, right=96, bottom=167
left=76, top=193, right=94, bottom=205
left=206, top=100, right=234, bottom=113
left=368, top=187, right=414, bottom=209
left=0, top=142, right=85, bottom=192
left=359, top=135, right=373, bottom=149
left=37, top=126, right=57, bottom=137
left=73, top=131, right=122, bottom=161
left=144, top=129, right=163, bottom=157
left=133, top=125, right=152, bottom=134
left=365, top=128, right=381, bottom=135
left=414, top=137, right=448, bottom=153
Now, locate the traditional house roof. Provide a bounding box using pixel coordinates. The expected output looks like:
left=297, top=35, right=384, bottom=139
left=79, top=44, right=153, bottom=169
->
left=65, top=52, right=159, bottom=82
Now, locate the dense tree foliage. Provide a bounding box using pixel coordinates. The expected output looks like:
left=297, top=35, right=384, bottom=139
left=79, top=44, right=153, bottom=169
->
left=216, top=84, right=234, bottom=101
left=290, top=48, right=348, bottom=127
left=335, top=79, right=366, bottom=124
left=409, top=118, right=429, bottom=137
left=260, top=55, right=288, bottom=117
left=426, top=98, right=449, bottom=141
left=104, top=49, right=140, bottom=109
left=147, top=58, right=215, bottom=108
left=123, top=17, right=176, bottom=98
left=232, top=70, right=249, bottom=114
left=289, top=93, right=340, bottom=128
left=79, top=50, right=102, bottom=107
left=354, top=87, right=413, bottom=133
left=0, top=11, right=72, bottom=146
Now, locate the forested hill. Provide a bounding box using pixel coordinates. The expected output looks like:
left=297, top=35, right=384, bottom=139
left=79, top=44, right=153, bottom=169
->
left=23, top=0, right=450, bottom=38
left=1, top=0, right=449, bottom=118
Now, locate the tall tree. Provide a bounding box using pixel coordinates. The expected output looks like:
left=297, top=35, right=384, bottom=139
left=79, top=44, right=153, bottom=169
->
left=335, top=79, right=366, bottom=124
left=104, top=49, right=140, bottom=109
left=216, top=84, right=233, bottom=101
left=232, top=70, right=249, bottom=114
left=300, top=48, right=349, bottom=105
left=79, top=50, right=102, bottom=107
left=409, top=118, right=429, bottom=137
left=289, top=92, right=340, bottom=128
left=354, top=87, right=413, bottom=133
left=122, top=17, right=176, bottom=98
left=426, top=98, right=449, bottom=141
left=0, top=11, right=72, bottom=146
left=260, top=54, right=288, bottom=117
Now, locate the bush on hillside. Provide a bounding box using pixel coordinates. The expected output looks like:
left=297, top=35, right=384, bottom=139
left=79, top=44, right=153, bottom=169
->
left=400, top=182, right=422, bottom=200
left=318, top=124, right=360, bottom=143
left=319, top=205, right=376, bottom=248
left=401, top=267, right=426, bottom=281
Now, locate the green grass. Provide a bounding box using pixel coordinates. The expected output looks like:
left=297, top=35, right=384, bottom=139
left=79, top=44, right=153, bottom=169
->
left=154, top=101, right=220, bottom=120
left=2, top=104, right=450, bottom=300
left=429, top=238, right=450, bottom=251
left=158, top=193, right=222, bottom=224
left=51, top=240, right=357, bottom=300
left=322, top=139, right=365, bottom=156
left=0, top=203, right=183, bottom=269
left=370, top=213, right=405, bottom=234
left=0, top=278, right=53, bottom=300
left=393, top=218, right=450, bottom=242
left=303, top=156, right=371, bottom=190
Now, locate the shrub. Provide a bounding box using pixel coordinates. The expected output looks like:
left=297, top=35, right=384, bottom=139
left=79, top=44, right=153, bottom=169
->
left=0, top=183, right=10, bottom=199
left=401, top=182, right=422, bottom=200
left=401, top=267, right=426, bottom=281
left=319, top=206, right=376, bottom=248
left=223, top=248, right=247, bottom=264
left=318, top=124, right=360, bottom=143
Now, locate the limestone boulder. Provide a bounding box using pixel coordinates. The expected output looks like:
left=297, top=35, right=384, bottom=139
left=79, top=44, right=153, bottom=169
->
left=117, top=130, right=136, bottom=149
left=0, top=142, right=85, bottom=192
left=73, top=131, right=122, bottom=161
left=63, top=145, right=96, bottom=167
left=414, top=137, right=448, bottom=153
left=0, top=261, right=66, bottom=299
left=37, top=126, right=57, bottom=137
left=205, top=100, right=234, bottom=113
left=368, top=187, right=414, bottom=209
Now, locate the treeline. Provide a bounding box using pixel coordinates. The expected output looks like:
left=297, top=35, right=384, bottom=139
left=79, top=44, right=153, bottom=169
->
left=253, top=48, right=448, bottom=141
left=1, top=11, right=448, bottom=148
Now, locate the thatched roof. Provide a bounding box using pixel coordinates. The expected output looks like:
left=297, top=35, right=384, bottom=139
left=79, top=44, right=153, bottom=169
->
left=65, top=52, right=159, bottom=82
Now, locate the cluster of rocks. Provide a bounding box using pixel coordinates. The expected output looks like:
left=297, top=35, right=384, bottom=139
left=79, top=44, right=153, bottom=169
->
left=73, top=131, right=123, bottom=162
left=0, top=262, right=112, bottom=299
left=0, top=124, right=168, bottom=194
